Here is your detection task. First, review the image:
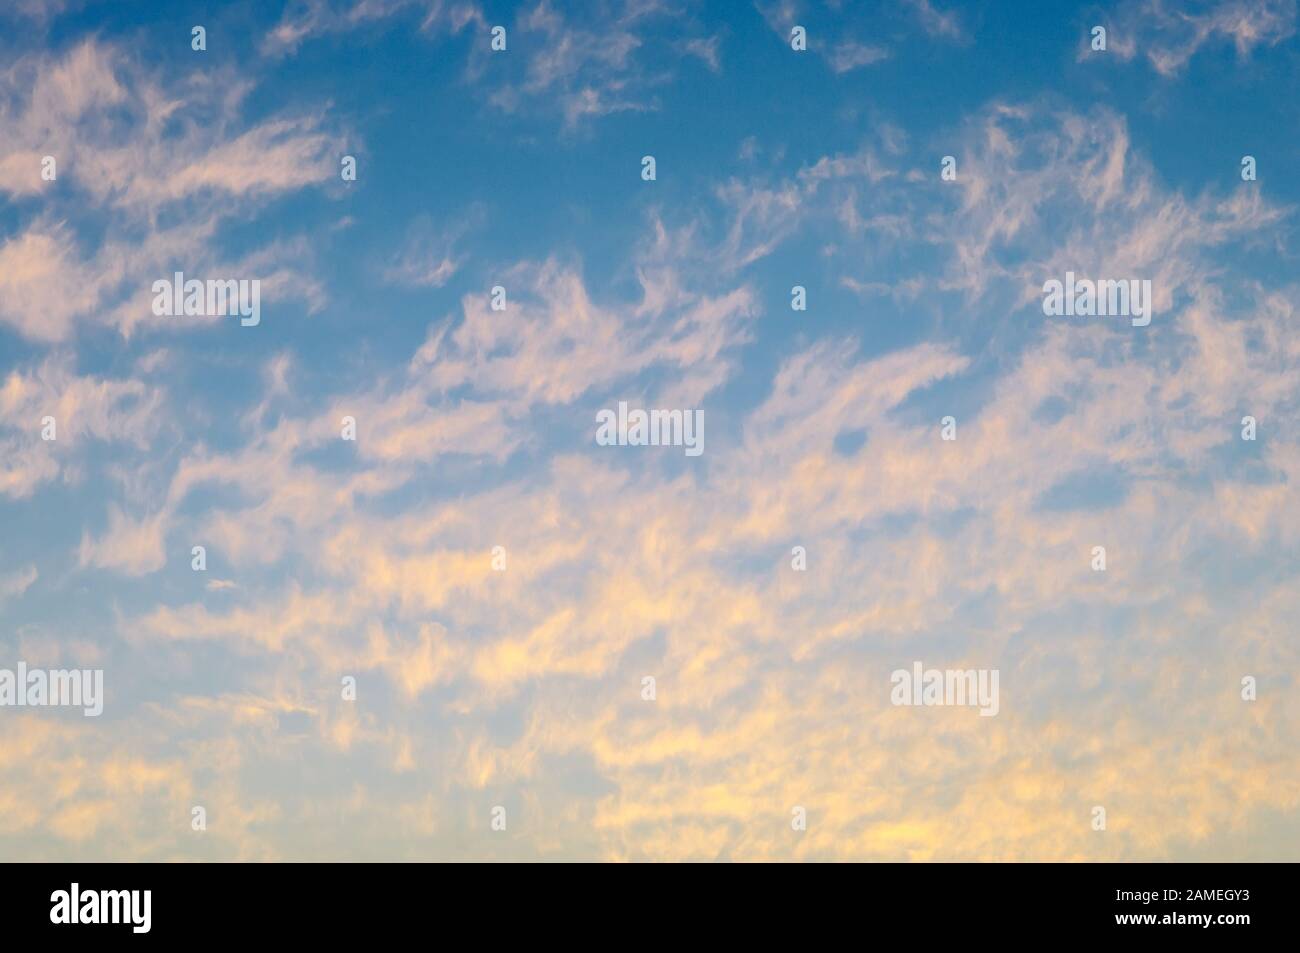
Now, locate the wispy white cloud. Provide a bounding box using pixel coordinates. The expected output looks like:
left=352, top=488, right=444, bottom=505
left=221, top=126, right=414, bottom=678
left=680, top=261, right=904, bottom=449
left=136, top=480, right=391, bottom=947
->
left=905, top=0, right=965, bottom=41
left=1083, top=0, right=1297, bottom=74
left=381, top=210, right=483, bottom=288
left=262, top=0, right=486, bottom=57
left=0, top=355, right=164, bottom=499
left=827, top=40, right=890, bottom=73
left=0, top=565, right=38, bottom=604
left=0, top=40, right=344, bottom=341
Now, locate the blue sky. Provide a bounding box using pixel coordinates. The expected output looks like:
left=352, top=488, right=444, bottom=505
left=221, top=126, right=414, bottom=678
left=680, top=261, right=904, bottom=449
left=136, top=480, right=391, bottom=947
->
left=1, top=0, right=1298, bottom=860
